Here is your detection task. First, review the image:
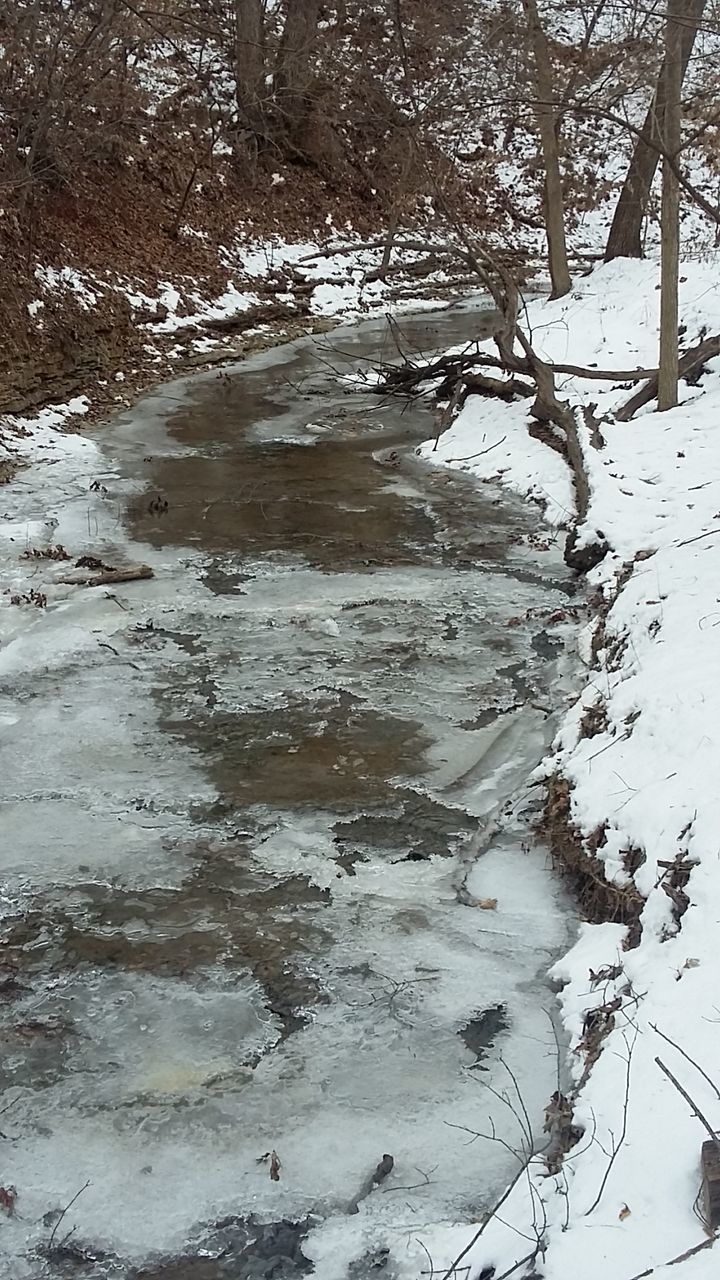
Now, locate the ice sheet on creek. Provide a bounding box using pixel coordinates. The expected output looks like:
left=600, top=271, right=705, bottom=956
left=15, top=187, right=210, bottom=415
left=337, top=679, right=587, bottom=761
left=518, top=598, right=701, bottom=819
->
left=0, top=306, right=581, bottom=1279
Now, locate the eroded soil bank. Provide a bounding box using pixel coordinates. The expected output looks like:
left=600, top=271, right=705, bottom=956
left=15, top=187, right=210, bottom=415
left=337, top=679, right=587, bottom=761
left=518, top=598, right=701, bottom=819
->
left=0, top=306, right=584, bottom=1279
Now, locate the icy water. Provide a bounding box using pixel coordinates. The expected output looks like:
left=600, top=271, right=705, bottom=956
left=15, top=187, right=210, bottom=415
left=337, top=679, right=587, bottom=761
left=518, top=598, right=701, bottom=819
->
left=0, top=306, right=581, bottom=1279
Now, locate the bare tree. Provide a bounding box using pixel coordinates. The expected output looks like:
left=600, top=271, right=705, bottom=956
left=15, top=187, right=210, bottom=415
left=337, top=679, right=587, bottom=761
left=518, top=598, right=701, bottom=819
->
left=275, top=0, right=320, bottom=136
left=520, top=0, right=572, bottom=299
left=234, top=0, right=265, bottom=136
left=658, top=0, right=683, bottom=411
left=604, top=0, right=707, bottom=262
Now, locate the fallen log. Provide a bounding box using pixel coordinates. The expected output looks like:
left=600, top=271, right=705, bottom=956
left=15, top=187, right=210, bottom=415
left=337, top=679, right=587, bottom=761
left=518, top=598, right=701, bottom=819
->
left=203, top=300, right=309, bottom=334
left=58, top=564, right=154, bottom=587
left=615, top=332, right=720, bottom=421
left=462, top=371, right=534, bottom=399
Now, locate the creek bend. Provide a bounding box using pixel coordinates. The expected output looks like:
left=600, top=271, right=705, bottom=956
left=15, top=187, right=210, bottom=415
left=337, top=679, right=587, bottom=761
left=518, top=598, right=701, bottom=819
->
left=1, top=306, right=581, bottom=1279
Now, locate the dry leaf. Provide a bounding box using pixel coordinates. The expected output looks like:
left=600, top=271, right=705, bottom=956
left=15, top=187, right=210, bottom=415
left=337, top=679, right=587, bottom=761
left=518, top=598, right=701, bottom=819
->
left=475, top=897, right=498, bottom=910
left=619, top=1204, right=631, bottom=1221
left=0, top=1186, right=16, bottom=1216
left=270, top=1150, right=281, bottom=1182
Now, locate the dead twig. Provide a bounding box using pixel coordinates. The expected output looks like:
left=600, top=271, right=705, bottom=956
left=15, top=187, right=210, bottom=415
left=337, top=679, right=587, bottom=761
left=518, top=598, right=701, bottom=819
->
left=676, top=526, right=720, bottom=548
left=440, top=1055, right=551, bottom=1279
left=382, top=1165, right=435, bottom=1193
left=493, top=1248, right=543, bottom=1280
left=97, top=641, right=142, bottom=671
left=47, top=1181, right=91, bottom=1251
left=625, top=1235, right=716, bottom=1280
left=585, top=1028, right=637, bottom=1214
left=651, top=1024, right=720, bottom=1104
left=444, top=437, right=508, bottom=463
left=656, top=1057, right=720, bottom=1153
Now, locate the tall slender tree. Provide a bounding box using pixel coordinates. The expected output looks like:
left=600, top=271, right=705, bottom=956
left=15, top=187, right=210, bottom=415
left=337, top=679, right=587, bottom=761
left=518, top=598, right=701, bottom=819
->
left=658, top=0, right=683, bottom=411
left=234, top=0, right=265, bottom=135
left=605, top=0, right=706, bottom=263
left=275, top=0, right=320, bottom=129
left=521, top=0, right=572, bottom=299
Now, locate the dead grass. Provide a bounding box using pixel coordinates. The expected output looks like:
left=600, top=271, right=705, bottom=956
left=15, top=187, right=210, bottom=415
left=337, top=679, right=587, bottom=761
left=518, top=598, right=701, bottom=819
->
left=539, top=775, right=644, bottom=949
left=0, top=457, right=24, bottom=485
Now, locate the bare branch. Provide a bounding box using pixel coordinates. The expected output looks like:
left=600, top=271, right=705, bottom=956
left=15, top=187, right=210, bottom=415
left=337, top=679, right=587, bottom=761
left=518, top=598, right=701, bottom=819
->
left=656, top=1057, right=720, bottom=1153
left=625, top=1235, right=716, bottom=1280
left=47, top=1181, right=91, bottom=1251
left=651, top=1023, right=720, bottom=1104
left=585, top=1030, right=637, bottom=1215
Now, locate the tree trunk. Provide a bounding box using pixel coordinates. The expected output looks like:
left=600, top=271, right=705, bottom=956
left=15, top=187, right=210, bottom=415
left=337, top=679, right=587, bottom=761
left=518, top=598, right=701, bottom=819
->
left=234, top=0, right=264, bottom=132
left=604, top=0, right=705, bottom=263
left=658, top=0, right=682, bottom=412
left=275, top=0, right=320, bottom=124
left=521, top=0, right=572, bottom=299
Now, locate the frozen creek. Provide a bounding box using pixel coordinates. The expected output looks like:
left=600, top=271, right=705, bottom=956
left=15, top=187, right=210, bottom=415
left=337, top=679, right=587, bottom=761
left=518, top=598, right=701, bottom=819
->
left=0, top=307, right=582, bottom=1279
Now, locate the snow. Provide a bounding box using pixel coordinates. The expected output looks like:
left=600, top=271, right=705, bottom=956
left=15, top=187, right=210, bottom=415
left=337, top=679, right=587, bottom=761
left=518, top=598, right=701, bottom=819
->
left=34, top=265, right=99, bottom=309
left=418, top=258, right=720, bottom=1277
left=109, top=232, right=454, bottom=335
left=420, top=394, right=574, bottom=526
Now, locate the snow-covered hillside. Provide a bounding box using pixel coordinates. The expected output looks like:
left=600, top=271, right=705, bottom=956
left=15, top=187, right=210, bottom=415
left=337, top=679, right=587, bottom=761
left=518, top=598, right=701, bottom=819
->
left=420, top=254, right=720, bottom=1279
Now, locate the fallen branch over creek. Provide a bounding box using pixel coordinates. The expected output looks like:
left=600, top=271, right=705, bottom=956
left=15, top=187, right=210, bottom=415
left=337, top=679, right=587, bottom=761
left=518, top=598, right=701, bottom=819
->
left=372, top=282, right=610, bottom=569
left=375, top=327, right=720, bottom=415
left=371, top=277, right=720, bottom=569
left=374, top=346, right=661, bottom=395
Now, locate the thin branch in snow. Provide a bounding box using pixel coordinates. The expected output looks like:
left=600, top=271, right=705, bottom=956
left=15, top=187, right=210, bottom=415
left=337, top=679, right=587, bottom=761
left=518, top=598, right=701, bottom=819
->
left=47, top=1180, right=91, bottom=1251
left=625, top=1234, right=716, bottom=1280
left=501, top=1058, right=536, bottom=1156
left=490, top=1210, right=545, bottom=1246
left=417, top=1237, right=438, bottom=1277
left=544, top=1008, right=563, bottom=1098
left=528, top=1171, right=548, bottom=1247
left=676, top=526, right=720, bottom=548
left=650, top=1025, right=720, bottom=1103
left=445, top=437, right=508, bottom=463
left=445, top=1116, right=534, bottom=1164
left=556, top=1166, right=571, bottom=1231
left=493, top=1249, right=543, bottom=1280
left=656, top=1058, right=720, bottom=1153
left=382, top=1165, right=437, bottom=1193
left=439, top=1158, right=535, bottom=1280
left=585, top=1029, right=637, bottom=1215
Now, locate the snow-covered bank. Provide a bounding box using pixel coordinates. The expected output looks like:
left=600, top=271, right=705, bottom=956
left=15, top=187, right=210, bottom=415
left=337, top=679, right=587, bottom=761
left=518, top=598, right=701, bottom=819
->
left=419, top=259, right=720, bottom=1278
left=10, top=230, right=464, bottom=419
